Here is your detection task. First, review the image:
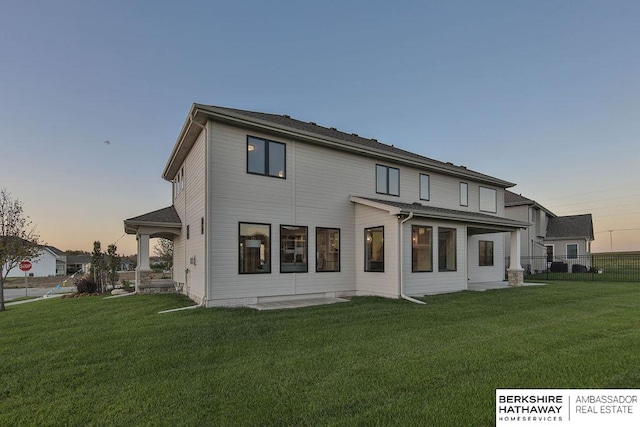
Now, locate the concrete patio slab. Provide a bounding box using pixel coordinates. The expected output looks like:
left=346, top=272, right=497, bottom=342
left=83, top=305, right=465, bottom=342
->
left=248, top=297, right=349, bottom=311
left=467, top=281, right=546, bottom=291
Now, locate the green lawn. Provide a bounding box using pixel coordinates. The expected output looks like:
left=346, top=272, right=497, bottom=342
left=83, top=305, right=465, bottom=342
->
left=1, top=282, right=639, bottom=426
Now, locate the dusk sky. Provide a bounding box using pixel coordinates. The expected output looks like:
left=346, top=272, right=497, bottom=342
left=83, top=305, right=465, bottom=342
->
left=1, top=0, right=639, bottom=255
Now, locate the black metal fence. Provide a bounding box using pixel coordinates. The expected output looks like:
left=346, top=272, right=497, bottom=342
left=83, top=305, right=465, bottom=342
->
left=505, top=254, right=640, bottom=282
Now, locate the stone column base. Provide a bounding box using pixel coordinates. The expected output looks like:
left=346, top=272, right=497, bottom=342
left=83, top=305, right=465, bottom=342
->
left=507, top=269, right=524, bottom=287
left=137, top=269, right=153, bottom=292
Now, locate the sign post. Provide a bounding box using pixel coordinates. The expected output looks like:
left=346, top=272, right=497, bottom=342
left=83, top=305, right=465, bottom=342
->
left=19, top=261, right=32, bottom=297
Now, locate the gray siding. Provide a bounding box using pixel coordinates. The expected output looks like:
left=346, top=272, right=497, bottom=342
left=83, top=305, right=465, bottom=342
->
left=467, top=232, right=505, bottom=284
left=402, top=220, right=469, bottom=295
left=196, top=120, right=513, bottom=305
left=172, top=130, right=206, bottom=302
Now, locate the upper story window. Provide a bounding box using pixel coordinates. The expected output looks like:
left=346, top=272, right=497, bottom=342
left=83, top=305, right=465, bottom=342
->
left=376, top=165, right=399, bottom=196
left=479, top=187, right=497, bottom=213
left=531, top=208, right=537, bottom=223
left=459, top=182, right=468, bottom=206
left=419, top=174, right=430, bottom=201
left=247, top=136, right=286, bottom=178
left=174, top=167, right=185, bottom=197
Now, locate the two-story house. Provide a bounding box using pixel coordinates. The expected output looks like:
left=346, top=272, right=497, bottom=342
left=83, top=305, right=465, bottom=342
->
left=124, top=104, right=529, bottom=307
left=504, top=190, right=594, bottom=273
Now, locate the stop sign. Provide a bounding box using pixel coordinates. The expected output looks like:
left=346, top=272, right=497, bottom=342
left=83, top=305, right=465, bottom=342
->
left=19, top=261, right=32, bottom=272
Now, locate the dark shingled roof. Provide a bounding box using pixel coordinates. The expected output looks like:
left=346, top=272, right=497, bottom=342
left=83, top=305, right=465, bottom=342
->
left=125, top=206, right=181, bottom=225
left=354, top=197, right=529, bottom=229
left=504, top=190, right=535, bottom=206
left=205, top=105, right=450, bottom=165
left=164, top=103, right=516, bottom=188
left=546, top=214, right=594, bottom=239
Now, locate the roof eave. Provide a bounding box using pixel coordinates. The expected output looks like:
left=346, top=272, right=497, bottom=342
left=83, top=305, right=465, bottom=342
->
left=167, top=104, right=515, bottom=188
left=124, top=220, right=182, bottom=235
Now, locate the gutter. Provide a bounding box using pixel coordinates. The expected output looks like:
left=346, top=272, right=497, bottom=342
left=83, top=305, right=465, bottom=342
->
left=398, top=212, right=426, bottom=305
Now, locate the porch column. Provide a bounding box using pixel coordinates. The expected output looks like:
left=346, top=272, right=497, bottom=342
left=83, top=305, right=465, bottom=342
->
left=136, top=233, right=152, bottom=293
left=507, top=230, right=524, bottom=287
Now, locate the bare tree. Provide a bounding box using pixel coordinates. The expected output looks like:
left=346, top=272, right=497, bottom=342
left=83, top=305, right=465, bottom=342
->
left=0, top=189, right=43, bottom=312
left=154, top=238, right=173, bottom=270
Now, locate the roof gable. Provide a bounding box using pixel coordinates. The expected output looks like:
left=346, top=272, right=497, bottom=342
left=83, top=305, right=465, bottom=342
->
left=125, top=206, right=181, bottom=224
left=546, top=214, right=594, bottom=239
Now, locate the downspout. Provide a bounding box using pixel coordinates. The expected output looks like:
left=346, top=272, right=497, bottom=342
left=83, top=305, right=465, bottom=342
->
left=188, top=114, right=208, bottom=307
left=399, top=212, right=426, bottom=304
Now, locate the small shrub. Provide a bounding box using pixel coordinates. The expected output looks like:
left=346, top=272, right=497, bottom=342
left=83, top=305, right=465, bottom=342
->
left=75, top=277, right=98, bottom=294
left=121, top=279, right=132, bottom=291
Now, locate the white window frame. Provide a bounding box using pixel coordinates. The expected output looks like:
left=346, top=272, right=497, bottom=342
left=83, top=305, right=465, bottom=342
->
left=459, top=182, right=468, bottom=207
left=479, top=186, right=497, bottom=213
left=419, top=174, right=430, bottom=201
left=566, top=243, right=578, bottom=259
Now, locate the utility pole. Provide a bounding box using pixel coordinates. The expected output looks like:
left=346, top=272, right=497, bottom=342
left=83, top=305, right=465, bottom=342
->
left=607, top=230, right=613, bottom=252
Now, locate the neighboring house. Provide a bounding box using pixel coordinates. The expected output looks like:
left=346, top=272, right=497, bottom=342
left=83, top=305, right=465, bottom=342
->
left=504, top=190, right=594, bottom=273
left=119, top=257, right=136, bottom=272
left=544, top=214, right=594, bottom=268
left=124, top=104, right=529, bottom=307
left=66, top=254, right=92, bottom=274
left=6, top=245, right=67, bottom=277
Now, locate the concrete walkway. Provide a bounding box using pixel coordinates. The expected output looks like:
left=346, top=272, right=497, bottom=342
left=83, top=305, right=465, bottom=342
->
left=3, top=286, right=76, bottom=302
left=467, top=281, right=546, bottom=291
left=248, top=297, right=349, bottom=311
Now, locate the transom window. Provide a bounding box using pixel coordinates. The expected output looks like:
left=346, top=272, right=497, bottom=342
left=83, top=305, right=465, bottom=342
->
left=412, top=225, right=433, bottom=272
left=280, top=225, right=308, bottom=273
left=479, top=187, right=497, bottom=213
left=419, top=174, right=430, bottom=201
left=376, top=165, right=399, bottom=196
left=239, top=223, right=271, bottom=274
left=316, top=228, right=340, bottom=272
left=365, top=226, right=384, bottom=272
left=247, top=136, right=286, bottom=178
left=479, top=240, right=494, bottom=266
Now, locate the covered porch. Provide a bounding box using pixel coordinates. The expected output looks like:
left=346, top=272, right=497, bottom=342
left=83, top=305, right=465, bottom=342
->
left=123, top=206, right=182, bottom=293
left=350, top=196, right=530, bottom=291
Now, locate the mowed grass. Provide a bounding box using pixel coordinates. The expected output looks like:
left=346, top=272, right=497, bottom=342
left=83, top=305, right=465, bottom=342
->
left=1, top=282, right=639, bottom=426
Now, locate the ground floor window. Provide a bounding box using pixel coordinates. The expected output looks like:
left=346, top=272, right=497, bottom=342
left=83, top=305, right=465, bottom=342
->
left=239, top=223, right=271, bottom=273
left=546, top=245, right=554, bottom=262
left=365, top=226, right=384, bottom=272
left=479, top=240, right=494, bottom=266
left=412, top=225, right=433, bottom=272
left=316, top=228, right=340, bottom=272
left=438, top=228, right=457, bottom=271
left=567, top=243, right=578, bottom=259
left=281, top=225, right=308, bottom=273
